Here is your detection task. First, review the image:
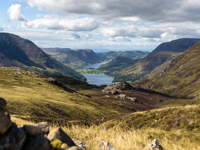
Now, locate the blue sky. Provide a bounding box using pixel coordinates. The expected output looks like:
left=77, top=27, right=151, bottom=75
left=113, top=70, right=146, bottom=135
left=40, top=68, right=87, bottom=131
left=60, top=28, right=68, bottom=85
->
left=1, top=0, right=200, bottom=52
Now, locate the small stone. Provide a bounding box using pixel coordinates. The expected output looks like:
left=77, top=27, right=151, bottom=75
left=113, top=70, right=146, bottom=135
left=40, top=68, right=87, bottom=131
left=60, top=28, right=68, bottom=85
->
left=23, top=125, right=42, bottom=136
left=0, top=124, right=26, bottom=150
left=143, top=139, right=164, bottom=150
left=99, top=140, right=117, bottom=150
left=47, top=128, right=76, bottom=148
left=24, top=135, right=50, bottom=150
left=0, top=97, right=7, bottom=111
left=36, top=122, right=49, bottom=135
left=0, top=111, right=12, bottom=134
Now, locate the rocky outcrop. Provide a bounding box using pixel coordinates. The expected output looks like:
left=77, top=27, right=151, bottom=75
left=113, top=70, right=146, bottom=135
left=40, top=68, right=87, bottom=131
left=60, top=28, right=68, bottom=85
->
left=99, top=140, right=117, bottom=150
left=0, top=98, right=86, bottom=150
left=102, top=82, right=134, bottom=94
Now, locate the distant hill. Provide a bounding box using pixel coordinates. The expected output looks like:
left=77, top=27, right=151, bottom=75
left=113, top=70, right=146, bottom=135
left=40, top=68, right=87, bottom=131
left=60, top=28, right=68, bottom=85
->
left=152, top=38, right=200, bottom=53
left=0, top=33, right=86, bottom=81
left=99, top=56, right=139, bottom=72
left=42, top=47, right=71, bottom=55
left=122, top=38, right=200, bottom=75
left=132, top=41, right=200, bottom=97
left=97, top=50, right=149, bottom=60
left=53, top=49, right=103, bottom=68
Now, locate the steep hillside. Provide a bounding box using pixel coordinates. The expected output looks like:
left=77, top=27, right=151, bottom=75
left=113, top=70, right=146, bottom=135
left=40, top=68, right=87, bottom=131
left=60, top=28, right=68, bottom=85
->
left=42, top=47, right=71, bottom=55
left=99, top=56, right=139, bottom=72
left=0, top=33, right=86, bottom=81
left=122, top=38, right=200, bottom=75
left=53, top=49, right=103, bottom=68
left=97, top=50, right=149, bottom=60
left=122, top=51, right=182, bottom=74
left=132, top=41, right=200, bottom=97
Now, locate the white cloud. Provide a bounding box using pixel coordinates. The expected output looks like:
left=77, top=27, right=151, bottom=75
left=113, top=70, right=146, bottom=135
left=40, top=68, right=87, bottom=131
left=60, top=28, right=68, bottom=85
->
left=19, top=15, right=99, bottom=31
left=7, top=4, right=27, bottom=21
left=19, top=0, right=200, bottom=22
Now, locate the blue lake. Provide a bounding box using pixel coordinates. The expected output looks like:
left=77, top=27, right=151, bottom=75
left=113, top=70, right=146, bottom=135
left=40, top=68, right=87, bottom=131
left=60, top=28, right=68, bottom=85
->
left=80, top=62, right=114, bottom=85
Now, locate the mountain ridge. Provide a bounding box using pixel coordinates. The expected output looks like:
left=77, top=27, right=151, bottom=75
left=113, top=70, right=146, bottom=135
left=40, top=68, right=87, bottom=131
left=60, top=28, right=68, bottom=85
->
left=0, top=33, right=86, bottom=81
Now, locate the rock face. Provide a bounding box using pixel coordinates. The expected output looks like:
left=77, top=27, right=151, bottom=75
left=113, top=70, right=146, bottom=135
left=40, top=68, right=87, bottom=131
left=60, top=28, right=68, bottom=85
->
left=102, top=82, right=133, bottom=94
left=143, top=139, right=164, bottom=150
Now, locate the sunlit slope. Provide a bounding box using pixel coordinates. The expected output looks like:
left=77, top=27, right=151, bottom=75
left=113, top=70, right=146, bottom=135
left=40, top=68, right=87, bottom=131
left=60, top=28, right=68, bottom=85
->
left=1, top=67, right=117, bottom=124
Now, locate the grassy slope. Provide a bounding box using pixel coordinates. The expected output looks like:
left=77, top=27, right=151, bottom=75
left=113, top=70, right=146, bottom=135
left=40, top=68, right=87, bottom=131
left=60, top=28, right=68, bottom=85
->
left=1, top=67, right=117, bottom=125
left=133, top=42, right=200, bottom=97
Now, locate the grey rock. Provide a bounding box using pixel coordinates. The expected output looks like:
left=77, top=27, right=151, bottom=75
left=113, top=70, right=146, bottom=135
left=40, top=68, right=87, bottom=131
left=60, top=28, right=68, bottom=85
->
left=23, top=125, right=42, bottom=136
left=0, top=124, right=26, bottom=150
left=24, top=135, right=50, bottom=150
left=127, top=96, right=137, bottom=102
left=47, top=128, right=76, bottom=147
left=36, top=122, right=49, bottom=135
left=99, top=140, right=117, bottom=150
left=143, top=139, right=164, bottom=150
left=73, top=139, right=86, bottom=150
left=0, top=111, right=12, bottom=134
left=0, top=97, right=7, bottom=111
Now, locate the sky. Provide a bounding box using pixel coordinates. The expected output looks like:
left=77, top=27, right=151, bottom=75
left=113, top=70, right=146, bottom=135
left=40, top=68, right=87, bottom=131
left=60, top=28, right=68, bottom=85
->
left=1, top=0, right=200, bottom=52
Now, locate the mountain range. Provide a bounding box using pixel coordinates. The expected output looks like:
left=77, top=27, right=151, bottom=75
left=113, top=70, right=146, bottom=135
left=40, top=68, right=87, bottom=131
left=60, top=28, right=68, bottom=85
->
left=0, top=33, right=86, bottom=81
left=121, top=38, right=200, bottom=75
left=97, top=50, right=149, bottom=60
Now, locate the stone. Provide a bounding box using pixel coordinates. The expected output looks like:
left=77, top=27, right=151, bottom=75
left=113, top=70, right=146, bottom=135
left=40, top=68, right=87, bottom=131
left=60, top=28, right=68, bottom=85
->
left=127, top=96, right=137, bottom=102
left=0, top=124, right=26, bottom=150
left=0, top=97, right=7, bottom=111
left=99, top=140, right=117, bottom=150
left=0, top=111, right=12, bottom=134
left=36, top=122, right=49, bottom=135
left=143, top=139, right=164, bottom=150
left=23, top=125, right=42, bottom=136
left=60, top=143, right=70, bottom=150
left=24, top=135, right=50, bottom=150
left=47, top=128, right=76, bottom=147
left=73, top=139, right=86, bottom=150
left=66, top=146, right=83, bottom=150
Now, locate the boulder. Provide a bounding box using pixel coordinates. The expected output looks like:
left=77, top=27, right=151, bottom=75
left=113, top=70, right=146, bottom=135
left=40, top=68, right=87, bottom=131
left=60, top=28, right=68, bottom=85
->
left=47, top=128, right=76, bottom=147
left=99, top=140, right=117, bottom=150
left=23, top=125, right=42, bottom=136
left=0, top=111, right=12, bottom=134
left=36, top=122, right=49, bottom=135
left=0, top=124, right=26, bottom=150
left=0, top=97, right=7, bottom=111
left=143, top=139, right=164, bottom=150
left=115, top=82, right=134, bottom=90
left=24, top=135, right=50, bottom=150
